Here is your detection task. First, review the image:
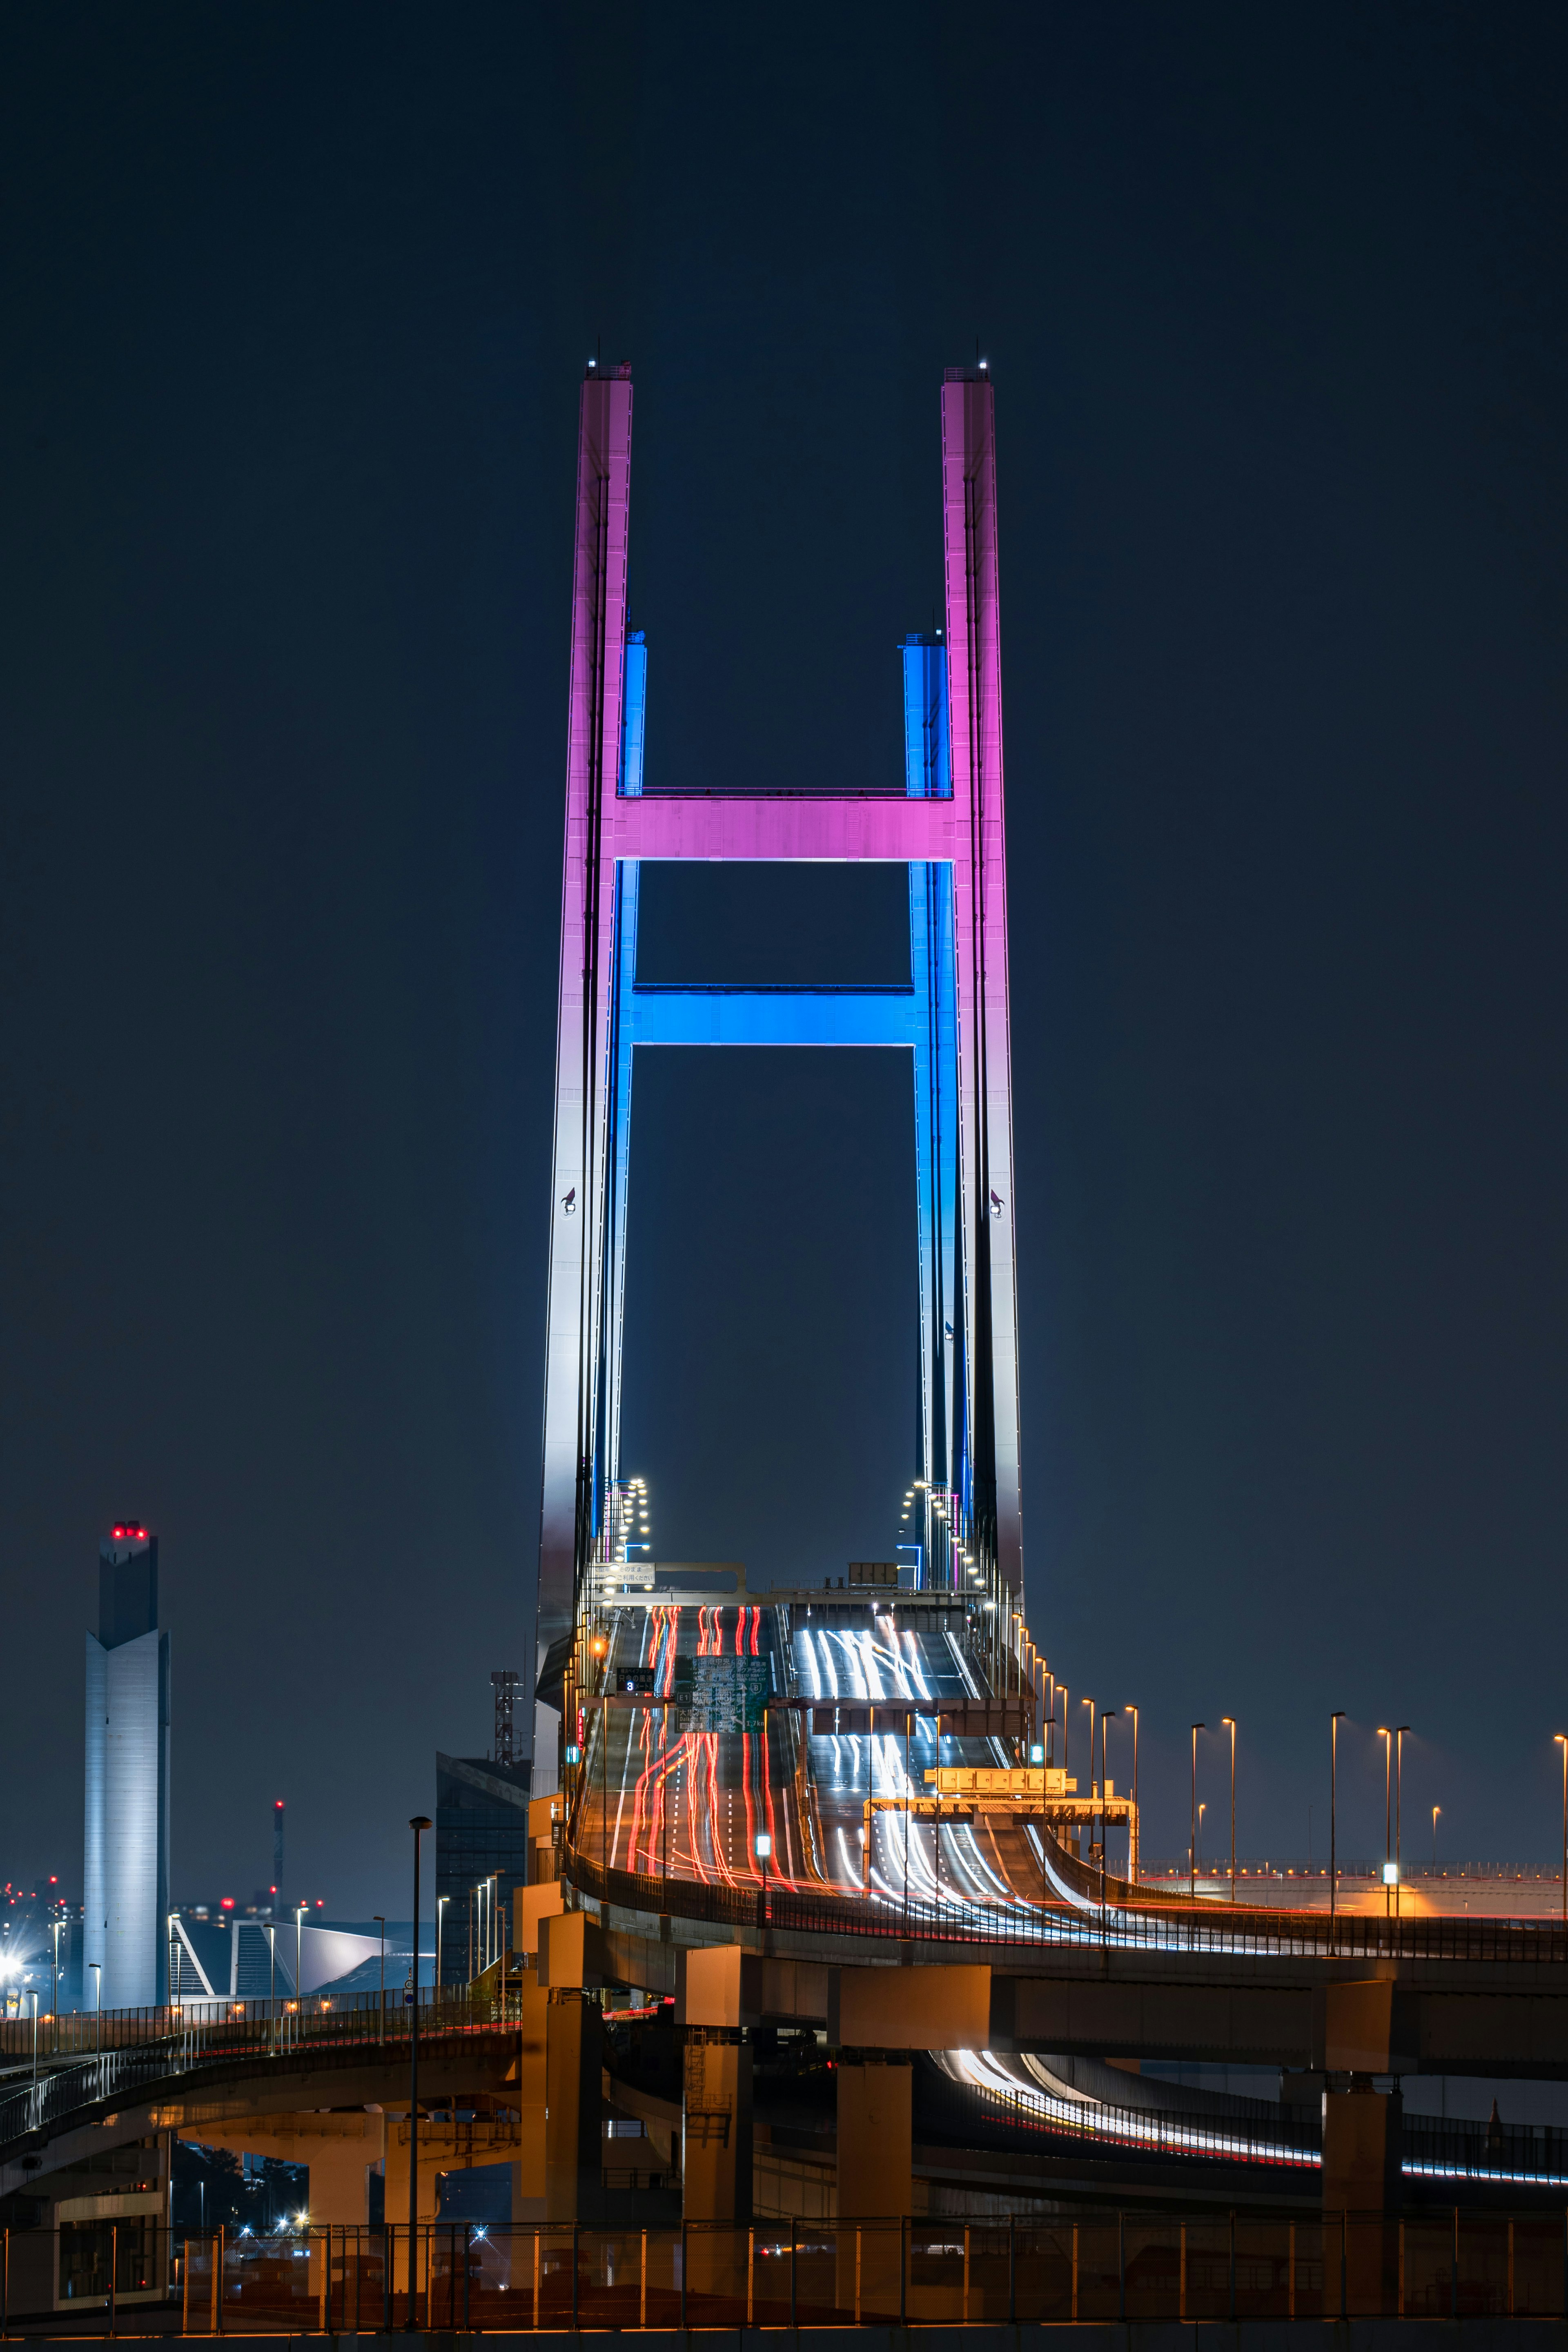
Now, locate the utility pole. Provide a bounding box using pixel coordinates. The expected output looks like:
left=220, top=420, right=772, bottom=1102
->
left=490, top=1670, right=520, bottom=1767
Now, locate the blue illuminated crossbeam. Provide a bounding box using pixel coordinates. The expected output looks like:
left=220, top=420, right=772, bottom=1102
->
left=628, top=985, right=920, bottom=1049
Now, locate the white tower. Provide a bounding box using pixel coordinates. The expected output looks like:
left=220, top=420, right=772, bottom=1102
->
left=84, top=1523, right=171, bottom=2010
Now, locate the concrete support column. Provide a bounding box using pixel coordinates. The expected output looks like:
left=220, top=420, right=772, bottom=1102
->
left=681, top=2030, right=752, bottom=2221
left=545, top=1990, right=603, bottom=2221
left=301, top=2127, right=381, bottom=2225
left=683, top=2029, right=752, bottom=2300
left=1323, top=2081, right=1402, bottom=2312
left=510, top=1960, right=549, bottom=2222
left=836, top=2056, right=911, bottom=2316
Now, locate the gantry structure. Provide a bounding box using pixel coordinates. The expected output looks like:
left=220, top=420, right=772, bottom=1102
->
left=534, top=364, right=1022, bottom=1724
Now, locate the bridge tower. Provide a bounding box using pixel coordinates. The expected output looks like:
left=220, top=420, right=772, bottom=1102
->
left=534, top=365, right=1023, bottom=1752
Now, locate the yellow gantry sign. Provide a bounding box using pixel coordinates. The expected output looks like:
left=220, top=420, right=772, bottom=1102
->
left=923, top=1765, right=1076, bottom=1797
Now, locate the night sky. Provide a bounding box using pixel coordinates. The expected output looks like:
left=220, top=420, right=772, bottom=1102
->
left=2, top=8, right=1565, bottom=1913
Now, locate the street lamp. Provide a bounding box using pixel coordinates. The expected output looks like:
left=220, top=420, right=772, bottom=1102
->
left=51, top=1916, right=62, bottom=2045
left=295, top=1904, right=306, bottom=2031
left=1190, top=1724, right=1205, bottom=1899
left=89, top=1961, right=100, bottom=2054
left=1330, top=1713, right=1345, bottom=1934
left=407, top=1815, right=431, bottom=2328
left=436, top=1895, right=448, bottom=2001
left=1081, top=1699, right=1096, bottom=1864
left=1102, top=1713, right=1117, bottom=1884
left=1221, top=1717, right=1237, bottom=1902
left=373, top=1916, right=386, bottom=2045
left=1198, top=1801, right=1207, bottom=1877
left=1377, top=1729, right=1392, bottom=1915
left=1555, top=1738, right=1568, bottom=1928
left=1394, top=1728, right=1410, bottom=1918
left=1124, top=1704, right=1140, bottom=1884
left=756, top=1830, right=772, bottom=1921
left=1432, top=1804, right=1441, bottom=1872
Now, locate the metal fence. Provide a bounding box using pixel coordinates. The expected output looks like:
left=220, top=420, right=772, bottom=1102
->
left=1405, top=2118, right=1568, bottom=2190
left=4, top=2214, right=1562, bottom=2332
left=0, top=2214, right=168, bottom=2330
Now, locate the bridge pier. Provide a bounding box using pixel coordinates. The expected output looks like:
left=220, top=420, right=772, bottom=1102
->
left=545, top=1989, right=604, bottom=2221
left=682, top=2028, right=753, bottom=2222
left=835, top=2054, right=912, bottom=2310
left=682, top=2027, right=753, bottom=2303
left=179, top=2113, right=384, bottom=2226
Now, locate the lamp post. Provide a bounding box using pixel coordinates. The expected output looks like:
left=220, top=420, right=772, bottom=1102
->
left=295, top=1904, right=306, bottom=2032
left=1394, top=1728, right=1409, bottom=1918
left=1555, top=1738, right=1567, bottom=1928
left=1060, top=1687, right=1069, bottom=1789
left=1198, top=1801, right=1206, bottom=1877
left=1221, top=1717, right=1237, bottom=1902
left=1377, top=1729, right=1392, bottom=1915
left=436, top=1895, right=448, bottom=2000
left=1103, top=1713, right=1117, bottom=1882
left=89, top=1962, right=100, bottom=2054
left=1081, top=1699, right=1096, bottom=1865
left=1124, top=1704, right=1140, bottom=1884
left=1432, top=1804, right=1441, bottom=1872
left=51, top=1917, right=62, bottom=2045
left=757, top=1830, right=772, bottom=1923
left=373, top=1916, right=385, bottom=2045
left=1330, top=1713, right=1345, bottom=1933
left=30, top=1988, right=40, bottom=2083
left=407, top=1815, right=431, bottom=2328
left=1190, top=1724, right=1205, bottom=1899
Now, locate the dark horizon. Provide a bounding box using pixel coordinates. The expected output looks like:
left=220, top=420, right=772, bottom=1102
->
left=2, top=6, right=1565, bottom=1914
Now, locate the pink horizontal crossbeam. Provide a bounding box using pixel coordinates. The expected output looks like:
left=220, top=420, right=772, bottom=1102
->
left=604, top=793, right=960, bottom=863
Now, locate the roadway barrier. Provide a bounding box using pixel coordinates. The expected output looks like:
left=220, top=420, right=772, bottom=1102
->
left=564, top=1847, right=1568, bottom=1966
left=6, top=2214, right=1568, bottom=2331
left=0, top=1989, right=521, bottom=2152
left=921, top=2056, right=1568, bottom=2190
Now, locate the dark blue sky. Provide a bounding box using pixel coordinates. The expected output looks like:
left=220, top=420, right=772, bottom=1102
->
left=2, top=6, right=1565, bottom=1909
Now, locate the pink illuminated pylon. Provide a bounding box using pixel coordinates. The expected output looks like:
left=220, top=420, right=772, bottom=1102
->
left=533, top=365, right=1020, bottom=1728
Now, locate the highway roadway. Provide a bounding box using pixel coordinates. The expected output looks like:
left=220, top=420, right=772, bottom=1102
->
left=574, top=1599, right=1061, bottom=1921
